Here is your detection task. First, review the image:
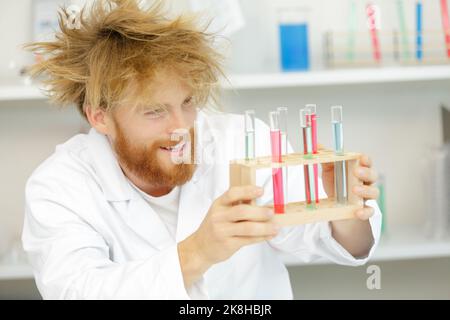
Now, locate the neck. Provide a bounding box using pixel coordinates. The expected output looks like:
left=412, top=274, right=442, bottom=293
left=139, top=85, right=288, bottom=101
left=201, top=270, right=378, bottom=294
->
left=119, top=162, right=173, bottom=197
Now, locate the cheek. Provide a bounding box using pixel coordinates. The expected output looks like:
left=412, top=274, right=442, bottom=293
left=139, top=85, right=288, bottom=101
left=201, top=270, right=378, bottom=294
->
left=185, top=108, right=198, bottom=127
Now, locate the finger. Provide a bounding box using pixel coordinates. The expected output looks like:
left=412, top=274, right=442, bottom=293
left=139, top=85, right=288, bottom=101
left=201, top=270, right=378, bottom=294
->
left=220, top=185, right=263, bottom=206
left=359, top=154, right=372, bottom=168
left=355, top=206, right=374, bottom=220
left=233, top=235, right=278, bottom=246
left=229, top=221, right=280, bottom=237
left=321, top=161, right=334, bottom=172
left=229, top=205, right=274, bottom=222
left=353, top=166, right=378, bottom=184
left=352, top=185, right=379, bottom=200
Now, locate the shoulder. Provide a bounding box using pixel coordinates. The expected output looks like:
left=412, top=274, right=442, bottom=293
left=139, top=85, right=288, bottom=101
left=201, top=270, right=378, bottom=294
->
left=25, top=133, right=95, bottom=202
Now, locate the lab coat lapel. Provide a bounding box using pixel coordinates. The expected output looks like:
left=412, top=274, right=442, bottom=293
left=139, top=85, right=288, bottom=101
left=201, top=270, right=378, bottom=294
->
left=175, top=111, right=219, bottom=243
left=176, top=166, right=214, bottom=243
left=86, top=128, right=173, bottom=251
left=125, top=195, right=174, bottom=251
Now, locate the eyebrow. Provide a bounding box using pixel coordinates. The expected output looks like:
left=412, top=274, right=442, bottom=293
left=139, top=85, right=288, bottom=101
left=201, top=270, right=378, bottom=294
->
left=138, top=95, right=193, bottom=112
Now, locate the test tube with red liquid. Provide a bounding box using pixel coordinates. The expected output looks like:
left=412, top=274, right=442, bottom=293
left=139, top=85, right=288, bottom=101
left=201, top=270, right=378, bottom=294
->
left=269, top=111, right=285, bottom=214
left=277, top=107, right=289, bottom=202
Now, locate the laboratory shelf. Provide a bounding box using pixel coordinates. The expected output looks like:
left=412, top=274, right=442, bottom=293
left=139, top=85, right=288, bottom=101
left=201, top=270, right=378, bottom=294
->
left=0, top=226, right=449, bottom=280
left=0, top=263, right=33, bottom=280
left=1, top=65, right=450, bottom=101
left=280, top=225, right=450, bottom=266
left=0, top=81, right=46, bottom=101
left=222, top=65, right=450, bottom=90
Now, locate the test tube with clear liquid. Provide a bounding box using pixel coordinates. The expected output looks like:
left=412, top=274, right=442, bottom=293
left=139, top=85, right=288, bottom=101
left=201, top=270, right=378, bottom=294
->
left=269, top=111, right=285, bottom=214
left=331, top=106, right=348, bottom=204
left=300, top=108, right=317, bottom=209
left=245, top=110, right=256, bottom=160
left=277, top=107, right=289, bottom=202
left=305, top=104, right=320, bottom=204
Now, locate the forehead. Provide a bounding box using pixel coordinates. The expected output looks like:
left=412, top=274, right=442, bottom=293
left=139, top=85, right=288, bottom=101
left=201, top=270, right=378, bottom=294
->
left=111, top=68, right=195, bottom=120
left=132, top=69, right=192, bottom=106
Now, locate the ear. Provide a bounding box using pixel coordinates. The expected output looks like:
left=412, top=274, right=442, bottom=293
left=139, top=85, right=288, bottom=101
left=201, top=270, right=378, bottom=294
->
left=85, top=105, right=112, bottom=135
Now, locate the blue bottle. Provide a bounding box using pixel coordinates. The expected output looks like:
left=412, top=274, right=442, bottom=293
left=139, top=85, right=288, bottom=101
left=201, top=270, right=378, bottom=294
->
left=279, top=22, right=310, bottom=71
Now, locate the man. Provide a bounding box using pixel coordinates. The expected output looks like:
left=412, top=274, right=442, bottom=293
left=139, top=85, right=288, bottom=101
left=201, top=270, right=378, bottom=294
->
left=22, top=0, right=381, bottom=299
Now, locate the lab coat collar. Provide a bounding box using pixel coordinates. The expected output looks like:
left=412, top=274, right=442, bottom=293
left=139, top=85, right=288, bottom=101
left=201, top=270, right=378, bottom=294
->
left=86, top=128, right=135, bottom=202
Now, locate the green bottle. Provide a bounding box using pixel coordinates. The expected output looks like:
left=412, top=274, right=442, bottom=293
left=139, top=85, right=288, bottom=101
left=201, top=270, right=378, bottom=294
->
left=377, top=175, right=387, bottom=235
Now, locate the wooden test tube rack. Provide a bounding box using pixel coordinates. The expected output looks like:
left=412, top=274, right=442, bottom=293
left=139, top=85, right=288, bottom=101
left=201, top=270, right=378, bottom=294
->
left=229, top=149, right=364, bottom=226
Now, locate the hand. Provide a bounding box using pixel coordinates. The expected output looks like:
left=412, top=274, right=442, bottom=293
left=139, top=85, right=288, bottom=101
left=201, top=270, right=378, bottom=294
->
left=178, top=185, right=279, bottom=287
left=321, top=147, right=379, bottom=220
left=191, top=185, right=279, bottom=265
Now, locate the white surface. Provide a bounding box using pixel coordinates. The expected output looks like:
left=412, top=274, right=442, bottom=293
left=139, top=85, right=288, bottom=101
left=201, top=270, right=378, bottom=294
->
left=281, top=225, right=450, bottom=266
left=2, top=226, right=450, bottom=280
left=0, top=82, right=46, bottom=101
left=222, top=65, right=450, bottom=90
left=2, top=66, right=450, bottom=101
left=0, top=264, right=33, bottom=280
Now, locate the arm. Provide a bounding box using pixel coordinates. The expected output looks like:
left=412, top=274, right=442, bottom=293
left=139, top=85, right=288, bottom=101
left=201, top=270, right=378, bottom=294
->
left=23, top=181, right=197, bottom=299
left=324, top=154, right=379, bottom=258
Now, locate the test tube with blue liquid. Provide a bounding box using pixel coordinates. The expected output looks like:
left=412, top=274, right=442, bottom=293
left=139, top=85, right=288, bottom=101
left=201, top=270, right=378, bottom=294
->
left=331, top=106, right=348, bottom=204
left=300, top=108, right=316, bottom=209
left=277, top=107, right=289, bottom=202
left=245, top=110, right=256, bottom=160
left=269, top=111, right=285, bottom=214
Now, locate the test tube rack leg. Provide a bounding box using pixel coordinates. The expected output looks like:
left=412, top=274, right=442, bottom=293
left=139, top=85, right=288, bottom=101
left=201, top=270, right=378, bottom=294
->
left=229, top=149, right=364, bottom=226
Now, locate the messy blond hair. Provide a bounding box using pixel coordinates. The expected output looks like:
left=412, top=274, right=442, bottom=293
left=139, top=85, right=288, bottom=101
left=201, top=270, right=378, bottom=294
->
left=24, top=0, right=224, bottom=119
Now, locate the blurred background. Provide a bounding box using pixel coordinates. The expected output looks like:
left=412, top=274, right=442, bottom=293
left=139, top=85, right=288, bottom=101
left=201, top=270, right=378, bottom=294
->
left=0, top=0, right=449, bottom=299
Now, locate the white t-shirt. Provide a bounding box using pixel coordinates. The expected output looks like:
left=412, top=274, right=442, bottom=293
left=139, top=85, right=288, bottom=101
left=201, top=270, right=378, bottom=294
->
left=128, top=181, right=180, bottom=238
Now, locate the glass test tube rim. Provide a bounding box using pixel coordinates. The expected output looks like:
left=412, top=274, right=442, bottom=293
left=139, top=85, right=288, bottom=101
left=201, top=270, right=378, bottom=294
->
left=245, top=109, right=256, bottom=132
left=269, top=111, right=280, bottom=131
left=299, top=108, right=312, bottom=128
left=331, top=105, right=343, bottom=123
left=304, top=103, right=317, bottom=115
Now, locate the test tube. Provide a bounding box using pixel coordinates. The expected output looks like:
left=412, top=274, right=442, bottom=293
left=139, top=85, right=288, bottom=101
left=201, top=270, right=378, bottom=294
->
left=245, top=110, right=256, bottom=160
left=277, top=107, right=289, bottom=202
left=331, top=106, right=348, bottom=204
left=300, top=108, right=316, bottom=208
left=269, top=111, right=285, bottom=214
left=305, top=104, right=320, bottom=204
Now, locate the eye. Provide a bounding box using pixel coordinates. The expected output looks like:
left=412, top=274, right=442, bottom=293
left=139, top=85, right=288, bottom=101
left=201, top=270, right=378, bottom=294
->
left=144, top=107, right=167, bottom=118
left=182, top=96, right=194, bottom=108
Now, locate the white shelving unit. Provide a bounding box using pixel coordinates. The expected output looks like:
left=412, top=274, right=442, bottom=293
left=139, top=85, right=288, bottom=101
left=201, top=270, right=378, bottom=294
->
left=222, top=65, right=450, bottom=90
left=0, top=82, right=46, bottom=101
left=281, top=225, right=450, bottom=267
left=1, top=65, right=450, bottom=102
left=1, top=226, right=449, bottom=280
left=0, top=263, right=33, bottom=280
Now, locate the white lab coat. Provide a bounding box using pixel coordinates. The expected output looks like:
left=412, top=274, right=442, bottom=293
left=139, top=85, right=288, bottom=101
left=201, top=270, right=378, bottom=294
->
left=22, top=110, right=382, bottom=300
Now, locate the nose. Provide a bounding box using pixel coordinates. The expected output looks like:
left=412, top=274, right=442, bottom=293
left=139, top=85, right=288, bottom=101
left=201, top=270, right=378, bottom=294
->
left=167, top=108, right=189, bottom=134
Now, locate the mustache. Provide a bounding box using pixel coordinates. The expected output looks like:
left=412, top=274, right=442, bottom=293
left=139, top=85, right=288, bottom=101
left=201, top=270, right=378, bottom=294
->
left=154, top=129, right=194, bottom=148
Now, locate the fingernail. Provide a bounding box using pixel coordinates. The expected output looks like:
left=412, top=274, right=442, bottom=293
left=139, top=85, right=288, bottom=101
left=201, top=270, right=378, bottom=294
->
left=273, top=224, right=280, bottom=233
left=354, top=186, right=363, bottom=193
left=266, top=209, right=274, bottom=216
left=357, top=168, right=365, bottom=177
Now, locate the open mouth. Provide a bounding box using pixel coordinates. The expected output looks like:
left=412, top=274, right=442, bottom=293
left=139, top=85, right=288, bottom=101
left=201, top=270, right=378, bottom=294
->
left=159, top=142, right=186, bottom=153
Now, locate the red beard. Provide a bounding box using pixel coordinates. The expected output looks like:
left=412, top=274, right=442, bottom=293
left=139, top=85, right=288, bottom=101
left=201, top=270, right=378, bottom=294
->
left=112, top=121, right=196, bottom=188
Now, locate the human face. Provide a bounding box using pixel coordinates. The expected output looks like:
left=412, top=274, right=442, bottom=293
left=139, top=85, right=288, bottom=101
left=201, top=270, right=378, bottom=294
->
left=109, top=70, right=198, bottom=188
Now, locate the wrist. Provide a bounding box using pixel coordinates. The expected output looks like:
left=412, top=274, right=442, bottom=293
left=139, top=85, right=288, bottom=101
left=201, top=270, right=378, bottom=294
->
left=177, top=233, right=212, bottom=288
